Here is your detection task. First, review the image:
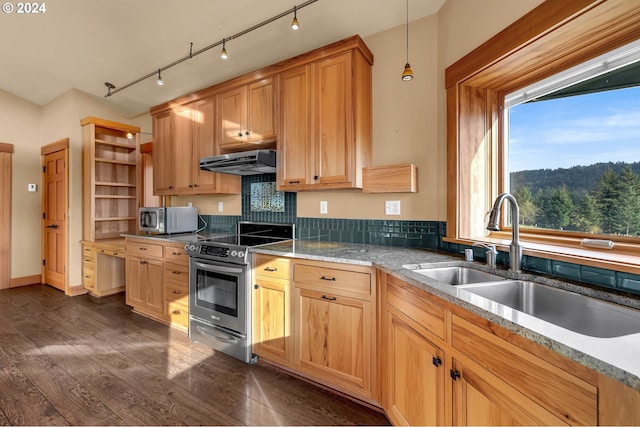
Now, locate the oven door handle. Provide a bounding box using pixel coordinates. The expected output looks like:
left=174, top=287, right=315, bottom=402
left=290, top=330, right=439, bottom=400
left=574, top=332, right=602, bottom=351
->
left=196, top=325, right=239, bottom=343
left=192, top=261, right=244, bottom=275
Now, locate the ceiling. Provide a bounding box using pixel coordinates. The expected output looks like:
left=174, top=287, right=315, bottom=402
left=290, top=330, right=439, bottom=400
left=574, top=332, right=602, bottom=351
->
left=0, top=0, right=445, bottom=117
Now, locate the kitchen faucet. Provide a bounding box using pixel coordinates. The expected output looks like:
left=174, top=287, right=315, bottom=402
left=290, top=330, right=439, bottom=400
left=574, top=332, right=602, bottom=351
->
left=486, top=193, right=522, bottom=273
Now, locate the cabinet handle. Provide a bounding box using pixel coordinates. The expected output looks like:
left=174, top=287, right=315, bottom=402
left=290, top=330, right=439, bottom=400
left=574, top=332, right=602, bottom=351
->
left=320, top=275, right=336, bottom=281
left=140, top=260, right=147, bottom=265
left=172, top=310, right=181, bottom=315
left=172, top=251, right=182, bottom=255
left=314, top=175, right=319, bottom=180
left=172, top=290, right=181, bottom=295
left=100, top=249, right=105, bottom=253
left=238, top=132, right=243, bottom=137
left=245, top=131, right=250, bottom=136
left=189, top=184, right=193, bottom=188
left=114, top=252, right=118, bottom=256
left=450, top=369, right=460, bottom=381
left=264, top=267, right=277, bottom=272
left=194, top=184, right=199, bottom=187
left=288, top=180, right=300, bottom=184
left=321, top=295, right=337, bottom=301
left=139, top=247, right=147, bottom=251
left=432, top=357, right=442, bottom=367
left=84, top=275, right=91, bottom=279
left=172, top=271, right=181, bottom=275
left=254, top=284, right=260, bottom=289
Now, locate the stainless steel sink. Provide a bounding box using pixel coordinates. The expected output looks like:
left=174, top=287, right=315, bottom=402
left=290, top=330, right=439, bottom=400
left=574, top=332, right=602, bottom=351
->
left=406, top=266, right=506, bottom=285
left=461, top=280, right=640, bottom=338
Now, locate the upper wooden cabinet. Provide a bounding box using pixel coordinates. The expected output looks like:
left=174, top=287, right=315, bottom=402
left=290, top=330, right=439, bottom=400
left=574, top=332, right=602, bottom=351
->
left=217, top=77, right=276, bottom=152
left=153, top=98, right=241, bottom=196
left=278, top=47, right=373, bottom=191
left=81, top=117, right=140, bottom=241
left=150, top=35, right=373, bottom=192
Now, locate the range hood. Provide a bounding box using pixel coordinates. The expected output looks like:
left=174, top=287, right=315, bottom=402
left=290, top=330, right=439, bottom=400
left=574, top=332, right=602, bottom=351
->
left=199, top=149, right=276, bottom=175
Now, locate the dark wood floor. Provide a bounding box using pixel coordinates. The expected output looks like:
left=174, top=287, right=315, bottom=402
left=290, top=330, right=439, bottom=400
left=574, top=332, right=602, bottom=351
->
left=0, top=284, right=389, bottom=426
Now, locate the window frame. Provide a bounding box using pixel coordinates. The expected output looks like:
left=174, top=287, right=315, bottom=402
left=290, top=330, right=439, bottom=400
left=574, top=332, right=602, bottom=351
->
left=444, top=0, right=640, bottom=274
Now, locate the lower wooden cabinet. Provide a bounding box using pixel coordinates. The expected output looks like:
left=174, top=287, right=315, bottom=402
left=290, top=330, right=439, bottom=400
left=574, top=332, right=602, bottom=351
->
left=81, top=239, right=126, bottom=297
left=386, top=311, right=445, bottom=426
left=125, top=254, right=163, bottom=314
left=253, top=275, right=291, bottom=363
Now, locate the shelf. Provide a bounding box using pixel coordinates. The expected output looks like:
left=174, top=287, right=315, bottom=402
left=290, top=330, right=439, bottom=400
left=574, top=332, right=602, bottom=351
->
left=95, top=182, right=136, bottom=187
left=94, top=217, right=136, bottom=222
left=95, top=138, right=136, bottom=151
left=95, top=157, right=136, bottom=166
left=95, top=195, right=136, bottom=199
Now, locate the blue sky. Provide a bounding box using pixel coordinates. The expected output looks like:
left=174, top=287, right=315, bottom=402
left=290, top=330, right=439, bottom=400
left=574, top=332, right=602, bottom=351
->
left=508, top=86, right=640, bottom=172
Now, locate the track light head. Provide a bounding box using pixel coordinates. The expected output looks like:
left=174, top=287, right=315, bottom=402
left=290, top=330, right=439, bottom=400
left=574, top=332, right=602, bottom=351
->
left=156, top=69, right=164, bottom=86
left=291, top=6, right=300, bottom=30
left=104, top=82, right=116, bottom=97
left=402, top=63, right=414, bottom=81
left=221, top=39, right=228, bottom=59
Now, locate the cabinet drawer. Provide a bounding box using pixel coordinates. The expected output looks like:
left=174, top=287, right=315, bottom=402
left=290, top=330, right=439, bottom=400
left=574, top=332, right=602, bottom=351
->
left=452, top=315, right=597, bottom=426
left=254, top=255, right=290, bottom=280
left=167, top=300, right=189, bottom=328
left=83, top=246, right=95, bottom=256
left=386, top=275, right=446, bottom=340
left=83, top=254, right=95, bottom=264
left=164, top=262, right=189, bottom=285
left=293, top=263, right=371, bottom=295
left=165, top=244, right=189, bottom=265
left=97, top=247, right=125, bottom=258
left=83, top=266, right=95, bottom=289
left=126, top=242, right=163, bottom=258
left=165, top=282, right=189, bottom=306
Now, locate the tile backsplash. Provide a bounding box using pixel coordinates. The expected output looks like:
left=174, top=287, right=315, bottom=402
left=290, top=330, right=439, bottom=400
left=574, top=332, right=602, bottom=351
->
left=198, top=175, right=640, bottom=297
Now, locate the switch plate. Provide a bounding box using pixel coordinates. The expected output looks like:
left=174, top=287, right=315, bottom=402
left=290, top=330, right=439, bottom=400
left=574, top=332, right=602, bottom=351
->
left=320, top=200, right=328, bottom=215
left=27, top=183, right=37, bottom=192
left=385, top=200, right=401, bottom=215
left=218, top=201, right=224, bottom=212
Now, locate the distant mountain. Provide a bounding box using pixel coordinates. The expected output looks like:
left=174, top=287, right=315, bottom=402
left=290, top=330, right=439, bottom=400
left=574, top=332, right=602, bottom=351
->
left=510, top=161, right=640, bottom=196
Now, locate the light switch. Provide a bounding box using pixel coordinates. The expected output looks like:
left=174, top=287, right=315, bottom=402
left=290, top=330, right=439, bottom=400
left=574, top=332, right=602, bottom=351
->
left=27, top=183, right=37, bottom=192
left=385, top=200, right=401, bottom=215
left=218, top=201, right=224, bottom=212
left=320, top=200, right=328, bottom=215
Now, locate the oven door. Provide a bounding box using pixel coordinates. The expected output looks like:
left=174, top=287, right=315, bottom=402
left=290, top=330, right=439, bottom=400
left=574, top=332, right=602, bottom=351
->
left=189, top=258, right=248, bottom=335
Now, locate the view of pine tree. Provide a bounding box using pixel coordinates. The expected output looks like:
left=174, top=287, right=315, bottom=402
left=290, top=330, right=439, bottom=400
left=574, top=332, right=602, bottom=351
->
left=512, top=165, right=640, bottom=236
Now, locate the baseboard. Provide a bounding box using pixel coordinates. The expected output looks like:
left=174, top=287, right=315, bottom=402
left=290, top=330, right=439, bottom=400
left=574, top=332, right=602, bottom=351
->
left=10, top=274, right=40, bottom=288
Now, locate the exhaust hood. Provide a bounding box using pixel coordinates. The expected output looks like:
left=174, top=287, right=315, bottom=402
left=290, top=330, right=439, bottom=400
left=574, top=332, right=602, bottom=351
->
left=200, top=149, right=276, bottom=175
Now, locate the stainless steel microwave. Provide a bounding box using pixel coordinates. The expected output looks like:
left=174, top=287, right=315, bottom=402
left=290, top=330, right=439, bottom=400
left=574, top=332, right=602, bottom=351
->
left=138, top=207, right=198, bottom=234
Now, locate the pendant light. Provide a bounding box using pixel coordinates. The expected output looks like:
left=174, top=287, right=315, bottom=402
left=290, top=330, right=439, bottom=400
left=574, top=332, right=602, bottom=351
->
left=291, top=6, right=300, bottom=30
left=156, top=69, right=164, bottom=86
left=401, top=0, right=414, bottom=81
left=220, top=39, right=228, bottom=59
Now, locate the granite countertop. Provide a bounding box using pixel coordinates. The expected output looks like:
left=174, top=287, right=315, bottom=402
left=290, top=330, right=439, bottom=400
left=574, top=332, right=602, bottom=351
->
left=251, top=239, right=640, bottom=392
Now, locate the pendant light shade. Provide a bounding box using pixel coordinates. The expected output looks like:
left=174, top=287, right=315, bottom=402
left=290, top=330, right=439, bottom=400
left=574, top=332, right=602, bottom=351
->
left=401, top=0, right=413, bottom=81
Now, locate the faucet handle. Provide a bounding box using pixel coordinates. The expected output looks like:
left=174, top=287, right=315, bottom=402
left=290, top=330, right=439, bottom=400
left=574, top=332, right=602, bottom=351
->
left=472, top=242, right=497, bottom=268
left=472, top=242, right=497, bottom=254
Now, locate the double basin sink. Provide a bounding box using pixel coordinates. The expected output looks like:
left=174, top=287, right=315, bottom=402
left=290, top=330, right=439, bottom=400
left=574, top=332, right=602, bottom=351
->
left=404, top=266, right=640, bottom=338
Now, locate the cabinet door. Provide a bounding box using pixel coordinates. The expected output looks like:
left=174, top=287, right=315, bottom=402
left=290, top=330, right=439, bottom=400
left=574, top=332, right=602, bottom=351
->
left=295, top=287, right=371, bottom=392
left=451, top=358, right=569, bottom=426
left=153, top=110, right=176, bottom=195
left=247, top=77, right=276, bottom=143
left=125, top=256, right=145, bottom=307
left=386, top=312, right=445, bottom=426
left=145, top=258, right=164, bottom=314
left=314, top=52, right=352, bottom=185
left=253, top=276, right=290, bottom=362
left=279, top=65, right=312, bottom=188
left=218, top=86, right=247, bottom=148
left=174, top=104, right=196, bottom=193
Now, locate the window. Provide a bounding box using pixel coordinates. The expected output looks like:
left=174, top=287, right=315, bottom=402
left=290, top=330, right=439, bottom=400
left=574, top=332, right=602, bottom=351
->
left=505, top=40, right=640, bottom=239
left=445, top=0, right=640, bottom=272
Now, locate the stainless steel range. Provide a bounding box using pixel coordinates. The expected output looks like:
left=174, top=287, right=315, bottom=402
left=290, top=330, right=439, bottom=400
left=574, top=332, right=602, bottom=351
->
left=184, top=221, right=294, bottom=363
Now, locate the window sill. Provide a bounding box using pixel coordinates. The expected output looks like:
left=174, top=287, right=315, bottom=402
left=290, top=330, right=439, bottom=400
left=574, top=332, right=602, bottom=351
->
left=444, top=232, right=640, bottom=276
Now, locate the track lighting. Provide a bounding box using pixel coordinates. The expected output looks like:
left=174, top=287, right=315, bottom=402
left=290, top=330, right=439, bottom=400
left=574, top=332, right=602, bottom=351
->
left=126, top=132, right=133, bottom=139
left=401, top=0, right=414, bottom=81
left=104, top=0, right=318, bottom=97
left=156, top=69, right=164, bottom=86
left=291, top=6, right=300, bottom=30
left=220, top=39, right=228, bottom=59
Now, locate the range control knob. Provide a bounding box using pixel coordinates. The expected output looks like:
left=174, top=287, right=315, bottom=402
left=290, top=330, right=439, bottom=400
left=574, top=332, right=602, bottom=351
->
left=238, top=251, right=245, bottom=258
left=184, top=244, right=189, bottom=251
left=185, top=244, right=196, bottom=252
left=231, top=250, right=238, bottom=257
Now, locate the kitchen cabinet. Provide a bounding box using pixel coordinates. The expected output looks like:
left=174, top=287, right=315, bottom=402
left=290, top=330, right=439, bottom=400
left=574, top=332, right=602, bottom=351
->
left=163, top=241, right=190, bottom=331
left=125, top=239, right=165, bottom=318
left=81, top=117, right=140, bottom=241
left=278, top=46, right=373, bottom=191
left=252, top=255, right=291, bottom=363
left=81, top=239, right=126, bottom=297
left=154, top=100, right=241, bottom=196
left=217, top=77, right=276, bottom=152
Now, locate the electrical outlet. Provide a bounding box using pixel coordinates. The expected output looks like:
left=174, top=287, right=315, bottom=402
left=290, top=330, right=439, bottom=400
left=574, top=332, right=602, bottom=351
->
left=27, top=183, right=37, bottom=192
left=320, top=200, right=328, bottom=215
left=218, top=201, right=224, bottom=212
left=385, top=200, right=401, bottom=215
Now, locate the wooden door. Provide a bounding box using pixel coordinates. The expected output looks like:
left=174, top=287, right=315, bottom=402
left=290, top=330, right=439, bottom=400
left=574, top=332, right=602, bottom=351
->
left=0, top=144, right=12, bottom=289
left=386, top=312, right=445, bottom=426
left=314, top=52, right=352, bottom=185
left=42, top=146, right=67, bottom=291
left=253, top=276, right=290, bottom=362
left=174, top=104, right=196, bottom=193
left=452, top=358, right=569, bottom=426
left=247, top=77, right=276, bottom=143
left=218, top=86, right=247, bottom=148
left=279, top=65, right=312, bottom=188
left=152, top=110, right=175, bottom=195
left=295, top=287, right=370, bottom=391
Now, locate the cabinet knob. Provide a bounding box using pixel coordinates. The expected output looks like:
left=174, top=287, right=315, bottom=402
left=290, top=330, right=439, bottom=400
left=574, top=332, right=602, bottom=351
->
left=432, top=357, right=442, bottom=367
left=189, top=184, right=193, bottom=188
left=114, top=252, right=118, bottom=256
left=254, top=284, right=260, bottom=289
left=245, top=131, right=250, bottom=136
left=238, top=132, right=243, bottom=137
left=450, top=369, right=461, bottom=381
left=314, top=175, right=319, bottom=180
